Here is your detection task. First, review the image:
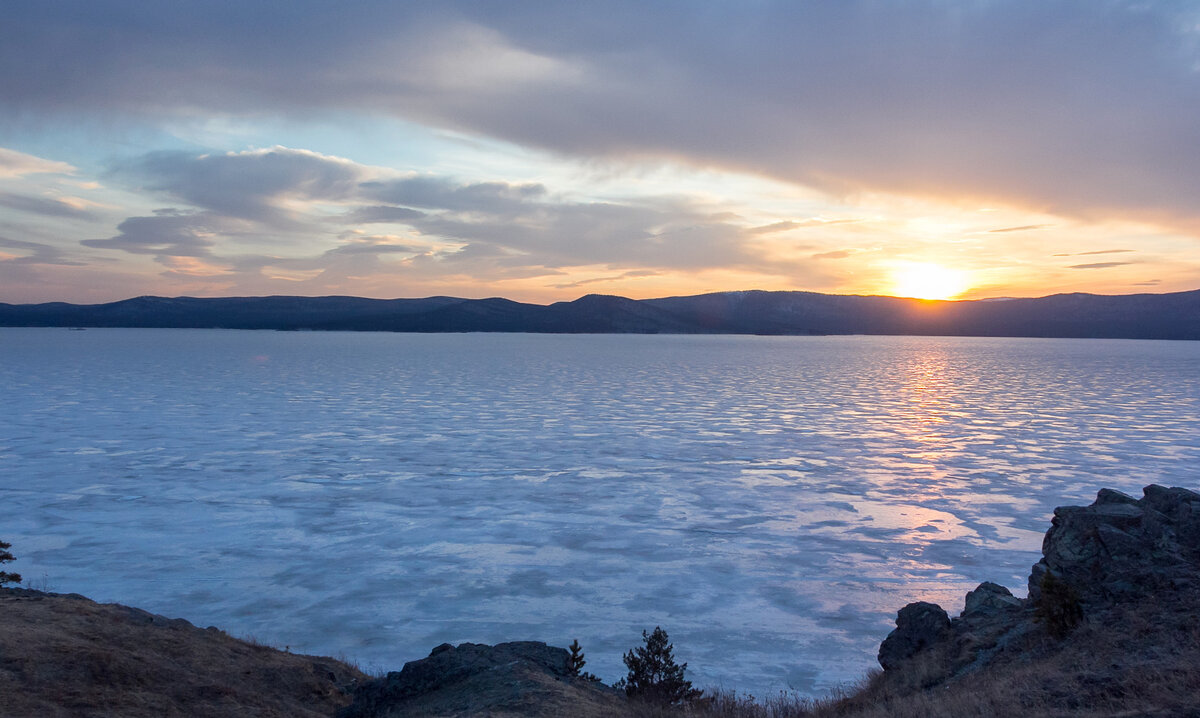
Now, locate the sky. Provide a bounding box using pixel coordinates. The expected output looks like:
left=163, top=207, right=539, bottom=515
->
left=2, top=0, right=1200, bottom=304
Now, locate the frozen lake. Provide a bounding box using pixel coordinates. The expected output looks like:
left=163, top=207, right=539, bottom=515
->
left=2, top=329, right=1198, bottom=695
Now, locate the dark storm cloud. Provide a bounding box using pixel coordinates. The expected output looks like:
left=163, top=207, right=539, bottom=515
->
left=5, top=2, right=1200, bottom=228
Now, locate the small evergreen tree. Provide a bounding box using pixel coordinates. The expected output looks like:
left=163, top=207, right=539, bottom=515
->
left=615, top=627, right=701, bottom=706
left=1035, top=570, right=1083, bottom=639
left=567, top=639, right=586, bottom=676
left=566, top=639, right=600, bottom=681
left=0, top=540, right=22, bottom=587
left=564, top=638, right=597, bottom=681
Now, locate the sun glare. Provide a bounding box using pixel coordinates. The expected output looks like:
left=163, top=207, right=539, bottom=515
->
left=889, top=262, right=971, bottom=300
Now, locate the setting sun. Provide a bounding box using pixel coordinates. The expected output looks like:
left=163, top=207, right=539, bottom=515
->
left=889, top=262, right=971, bottom=300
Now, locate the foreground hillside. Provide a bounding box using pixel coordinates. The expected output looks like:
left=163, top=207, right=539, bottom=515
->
left=3, top=485, right=1199, bottom=716
left=0, top=590, right=366, bottom=717
left=2, top=288, right=1199, bottom=339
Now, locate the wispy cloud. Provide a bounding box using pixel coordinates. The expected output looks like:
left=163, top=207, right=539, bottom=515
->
left=550, top=270, right=659, bottom=290
left=1054, top=249, right=1135, bottom=257
left=1067, top=262, right=1133, bottom=270
left=0, top=236, right=87, bottom=266
left=0, top=148, right=74, bottom=178
left=749, top=219, right=859, bottom=235
left=989, top=224, right=1050, bottom=233
left=0, top=192, right=96, bottom=219
left=337, top=206, right=426, bottom=225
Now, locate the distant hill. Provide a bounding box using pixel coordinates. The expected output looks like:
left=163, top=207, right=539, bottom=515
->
left=1, top=289, right=1198, bottom=339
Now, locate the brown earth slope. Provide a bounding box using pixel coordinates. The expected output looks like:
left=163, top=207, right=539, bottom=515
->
left=0, top=589, right=366, bottom=718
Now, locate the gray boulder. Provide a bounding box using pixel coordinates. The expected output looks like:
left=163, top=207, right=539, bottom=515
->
left=877, top=601, right=952, bottom=670
left=962, top=581, right=1021, bottom=617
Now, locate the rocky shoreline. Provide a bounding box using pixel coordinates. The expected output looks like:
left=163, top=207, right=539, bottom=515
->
left=852, top=484, right=1200, bottom=717
left=878, top=484, right=1200, bottom=678
left=4, top=484, right=1199, bottom=717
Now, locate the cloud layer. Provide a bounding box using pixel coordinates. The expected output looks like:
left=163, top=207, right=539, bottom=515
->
left=66, top=146, right=786, bottom=297
left=6, top=1, right=1200, bottom=230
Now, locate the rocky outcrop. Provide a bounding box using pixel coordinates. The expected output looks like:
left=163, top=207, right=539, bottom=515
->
left=339, top=641, right=625, bottom=718
left=1030, top=485, right=1200, bottom=603
left=877, top=484, right=1200, bottom=683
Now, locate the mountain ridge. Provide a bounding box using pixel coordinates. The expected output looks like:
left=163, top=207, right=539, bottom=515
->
left=2, top=288, right=1198, bottom=339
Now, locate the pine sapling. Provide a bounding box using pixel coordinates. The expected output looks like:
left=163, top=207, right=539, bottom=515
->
left=615, top=626, right=702, bottom=706
left=567, top=639, right=600, bottom=681
left=0, top=540, right=22, bottom=588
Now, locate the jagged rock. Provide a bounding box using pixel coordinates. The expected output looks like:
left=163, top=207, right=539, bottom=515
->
left=962, top=581, right=1021, bottom=617
left=1030, top=484, right=1200, bottom=603
left=878, top=601, right=952, bottom=670
left=339, top=641, right=624, bottom=717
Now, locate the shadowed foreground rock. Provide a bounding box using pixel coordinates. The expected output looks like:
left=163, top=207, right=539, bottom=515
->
left=339, top=641, right=626, bottom=718
left=877, top=602, right=950, bottom=671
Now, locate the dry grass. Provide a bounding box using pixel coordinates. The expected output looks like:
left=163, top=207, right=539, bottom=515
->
left=0, top=588, right=366, bottom=717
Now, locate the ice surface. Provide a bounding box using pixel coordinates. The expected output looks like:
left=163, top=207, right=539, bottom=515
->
left=2, top=329, right=1198, bottom=696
